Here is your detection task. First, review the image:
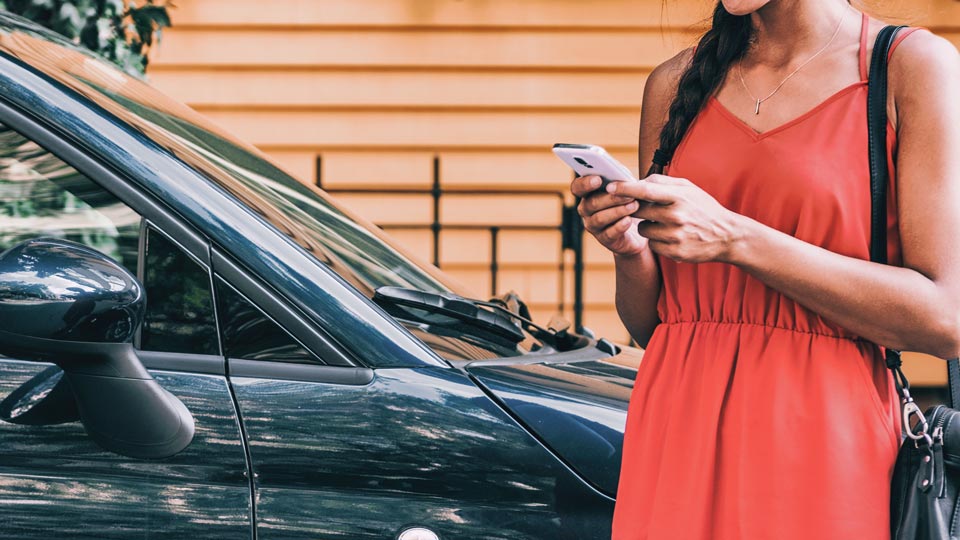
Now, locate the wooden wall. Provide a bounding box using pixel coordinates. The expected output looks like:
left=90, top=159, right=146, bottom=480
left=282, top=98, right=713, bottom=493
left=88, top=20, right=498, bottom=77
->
left=149, top=0, right=958, bottom=384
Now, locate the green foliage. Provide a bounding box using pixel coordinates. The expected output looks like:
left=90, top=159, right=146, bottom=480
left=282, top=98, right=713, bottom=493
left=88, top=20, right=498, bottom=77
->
left=0, top=0, right=172, bottom=75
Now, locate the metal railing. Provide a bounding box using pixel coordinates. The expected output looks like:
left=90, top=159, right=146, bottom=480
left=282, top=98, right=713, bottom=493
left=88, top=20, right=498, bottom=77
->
left=319, top=155, right=588, bottom=329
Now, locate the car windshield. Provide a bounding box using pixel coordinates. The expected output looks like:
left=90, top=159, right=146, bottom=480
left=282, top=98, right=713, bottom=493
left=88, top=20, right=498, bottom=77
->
left=0, top=21, right=543, bottom=359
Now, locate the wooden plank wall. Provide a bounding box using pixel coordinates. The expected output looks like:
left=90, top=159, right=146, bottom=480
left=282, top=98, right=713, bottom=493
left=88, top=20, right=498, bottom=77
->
left=150, top=0, right=957, bottom=384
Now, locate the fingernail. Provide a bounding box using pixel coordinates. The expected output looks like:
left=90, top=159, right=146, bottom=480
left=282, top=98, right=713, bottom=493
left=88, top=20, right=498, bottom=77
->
left=589, top=176, right=600, bottom=187
left=605, top=183, right=616, bottom=193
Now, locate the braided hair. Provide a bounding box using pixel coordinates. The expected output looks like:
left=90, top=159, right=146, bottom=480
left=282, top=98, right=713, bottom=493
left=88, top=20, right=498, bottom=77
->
left=648, top=3, right=753, bottom=176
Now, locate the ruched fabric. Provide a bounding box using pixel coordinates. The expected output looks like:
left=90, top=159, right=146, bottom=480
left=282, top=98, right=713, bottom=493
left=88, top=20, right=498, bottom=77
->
left=611, top=17, right=922, bottom=540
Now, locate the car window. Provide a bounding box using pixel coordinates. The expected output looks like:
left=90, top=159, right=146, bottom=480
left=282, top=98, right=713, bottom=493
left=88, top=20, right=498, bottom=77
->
left=0, top=122, right=139, bottom=270
left=140, top=227, right=219, bottom=355
left=214, top=276, right=319, bottom=364
left=0, top=121, right=219, bottom=357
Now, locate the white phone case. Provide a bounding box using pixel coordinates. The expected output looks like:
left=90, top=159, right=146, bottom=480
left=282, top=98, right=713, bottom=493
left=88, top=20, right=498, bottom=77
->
left=552, top=144, right=638, bottom=186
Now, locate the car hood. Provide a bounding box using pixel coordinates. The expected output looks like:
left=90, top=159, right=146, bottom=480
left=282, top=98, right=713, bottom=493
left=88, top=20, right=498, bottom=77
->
left=465, top=345, right=641, bottom=497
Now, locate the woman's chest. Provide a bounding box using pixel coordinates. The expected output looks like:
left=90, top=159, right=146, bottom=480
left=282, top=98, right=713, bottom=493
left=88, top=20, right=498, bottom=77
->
left=666, top=92, right=876, bottom=255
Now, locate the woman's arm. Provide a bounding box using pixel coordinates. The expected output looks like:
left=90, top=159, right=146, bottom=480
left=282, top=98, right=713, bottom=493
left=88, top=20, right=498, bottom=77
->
left=612, top=249, right=660, bottom=347
left=614, top=32, right=960, bottom=358
left=611, top=50, right=692, bottom=346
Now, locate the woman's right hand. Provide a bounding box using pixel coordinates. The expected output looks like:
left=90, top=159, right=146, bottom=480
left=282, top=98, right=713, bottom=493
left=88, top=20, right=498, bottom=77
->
left=571, top=175, right=649, bottom=257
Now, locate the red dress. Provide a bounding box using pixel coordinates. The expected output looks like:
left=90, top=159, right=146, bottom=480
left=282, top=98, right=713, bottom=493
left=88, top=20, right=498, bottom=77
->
left=611, top=16, right=922, bottom=540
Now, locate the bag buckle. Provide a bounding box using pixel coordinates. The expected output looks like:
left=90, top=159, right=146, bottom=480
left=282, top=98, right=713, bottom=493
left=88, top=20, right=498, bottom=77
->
left=902, top=395, right=932, bottom=446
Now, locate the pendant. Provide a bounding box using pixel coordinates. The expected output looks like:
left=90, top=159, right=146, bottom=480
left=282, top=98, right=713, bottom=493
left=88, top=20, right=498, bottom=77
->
left=755, top=99, right=761, bottom=115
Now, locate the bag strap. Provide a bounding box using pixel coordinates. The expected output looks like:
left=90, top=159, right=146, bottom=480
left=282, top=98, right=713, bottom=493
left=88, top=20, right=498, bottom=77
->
left=867, top=25, right=899, bottom=267
left=951, top=361, right=960, bottom=410
left=868, top=25, right=960, bottom=419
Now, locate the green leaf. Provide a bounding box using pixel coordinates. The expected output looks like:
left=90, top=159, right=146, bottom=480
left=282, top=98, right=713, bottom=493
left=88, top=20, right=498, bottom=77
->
left=132, top=17, right=153, bottom=45
left=129, top=4, right=170, bottom=46
left=131, top=4, right=170, bottom=26
left=57, top=3, right=83, bottom=37
left=78, top=14, right=101, bottom=50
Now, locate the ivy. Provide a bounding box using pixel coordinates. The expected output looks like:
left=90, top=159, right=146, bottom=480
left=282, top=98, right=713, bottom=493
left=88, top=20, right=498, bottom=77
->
left=0, top=0, right=172, bottom=75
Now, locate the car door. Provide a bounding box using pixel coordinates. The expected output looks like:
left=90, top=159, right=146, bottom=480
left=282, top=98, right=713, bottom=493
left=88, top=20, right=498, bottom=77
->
left=0, top=121, right=251, bottom=539
left=212, top=254, right=614, bottom=539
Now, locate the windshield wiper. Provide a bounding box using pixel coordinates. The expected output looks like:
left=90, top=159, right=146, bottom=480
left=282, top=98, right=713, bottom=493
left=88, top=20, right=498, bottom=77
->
left=373, top=286, right=526, bottom=343
left=373, top=286, right=590, bottom=351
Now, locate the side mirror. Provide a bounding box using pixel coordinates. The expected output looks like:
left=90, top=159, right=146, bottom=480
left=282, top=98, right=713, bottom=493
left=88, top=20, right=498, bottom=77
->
left=0, top=238, right=194, bottom=459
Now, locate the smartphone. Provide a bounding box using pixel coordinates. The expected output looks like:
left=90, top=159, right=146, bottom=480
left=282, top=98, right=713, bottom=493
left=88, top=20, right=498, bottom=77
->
left=552, top=143, right=638, bottom=191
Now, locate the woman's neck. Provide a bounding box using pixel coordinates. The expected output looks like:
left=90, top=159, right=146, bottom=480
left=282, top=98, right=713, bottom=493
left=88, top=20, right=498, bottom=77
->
left=747, top=0, right=855, bottom=67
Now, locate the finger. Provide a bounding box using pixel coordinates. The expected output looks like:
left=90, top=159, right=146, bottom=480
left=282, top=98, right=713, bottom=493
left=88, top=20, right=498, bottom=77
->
left=579, top=190, right=638, bottom=218
left=631, top=202, right=680, bottom=224
left=644, top=174, right=692, bottom=186
left=606, top=179, right=678, bottom=205
left=647, top=239, right=676, bottom=258
left=570, top=175, right=602, bottom=197
left=636, top=220, right=676, bottom=243
left=597, top=215, right=635, bottom=245
left=584, top=200, right=640, bottom=234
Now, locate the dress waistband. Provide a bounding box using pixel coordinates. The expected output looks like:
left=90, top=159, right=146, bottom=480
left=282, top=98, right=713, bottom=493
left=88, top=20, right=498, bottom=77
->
left=659, top=320, right=865, bottom=341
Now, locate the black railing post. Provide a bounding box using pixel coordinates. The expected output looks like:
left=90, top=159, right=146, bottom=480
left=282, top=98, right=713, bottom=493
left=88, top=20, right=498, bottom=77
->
left=315, top=154, right=323, bottom=188
left=562, top=191, right=586, bottom=331
left=557, top=229, right=566, bottom=314
left=572, top=204, right=585, bottom=331
left=490, top=226, right=500, bottom=297
left=431, top=156, right=441, bottom=267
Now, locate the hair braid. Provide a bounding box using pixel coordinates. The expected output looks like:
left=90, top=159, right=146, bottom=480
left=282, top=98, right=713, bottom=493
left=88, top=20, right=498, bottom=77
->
left=648, top=3, right=753, bottom=176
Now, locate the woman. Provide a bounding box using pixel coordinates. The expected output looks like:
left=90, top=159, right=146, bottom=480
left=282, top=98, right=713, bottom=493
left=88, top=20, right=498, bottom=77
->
left=570, top=1, right=960, bottom=538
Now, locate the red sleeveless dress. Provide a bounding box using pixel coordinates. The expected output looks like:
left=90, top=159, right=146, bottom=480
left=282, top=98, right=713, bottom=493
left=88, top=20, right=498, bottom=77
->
left=611, top=16, right=922, bottom=540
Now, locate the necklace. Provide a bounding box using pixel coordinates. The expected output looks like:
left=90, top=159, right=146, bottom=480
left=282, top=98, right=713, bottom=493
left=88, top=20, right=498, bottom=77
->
left=737, top=7, right=849, bottom=115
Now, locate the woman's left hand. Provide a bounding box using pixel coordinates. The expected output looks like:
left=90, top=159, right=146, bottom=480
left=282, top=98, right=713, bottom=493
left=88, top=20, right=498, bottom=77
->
left=607, top=174, right=747, bottom=264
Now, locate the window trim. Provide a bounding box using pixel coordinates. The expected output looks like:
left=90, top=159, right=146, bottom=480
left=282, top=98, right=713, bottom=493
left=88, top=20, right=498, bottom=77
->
left=139, top=350, right=226, bottom=376
left=228, top=358, right=373, bottom=386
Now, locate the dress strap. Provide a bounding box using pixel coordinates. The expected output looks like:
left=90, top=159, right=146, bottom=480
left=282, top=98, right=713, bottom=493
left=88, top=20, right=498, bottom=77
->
left=858, top=11, right=869, bottom=81
left=861, top=14, right=925, bottom=80
left=888, top=27, right=924, bottom=62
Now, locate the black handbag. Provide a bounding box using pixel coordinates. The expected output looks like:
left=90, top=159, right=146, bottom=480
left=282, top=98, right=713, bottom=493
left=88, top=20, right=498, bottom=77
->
left=869, top=24, right=960, bottom=540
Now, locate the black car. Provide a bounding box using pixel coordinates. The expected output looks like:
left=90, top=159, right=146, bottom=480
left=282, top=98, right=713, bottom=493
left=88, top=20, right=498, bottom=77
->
left=0, top=11, right=640, bottom=540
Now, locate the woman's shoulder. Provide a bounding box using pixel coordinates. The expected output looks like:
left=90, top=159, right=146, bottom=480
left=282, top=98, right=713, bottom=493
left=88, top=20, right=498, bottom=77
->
left=885, top=25, right=960, bottom=127
left=886, top=26, right=958, bottom=79
left=864, top=18, right=958, bottom=93
left=638, top=48, right=695, bottom=170
left=860, top=17, right=959, bottom=129
left=647, top=47, right=695, bottom=98
left=642, top=47, right=694, bottom=119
